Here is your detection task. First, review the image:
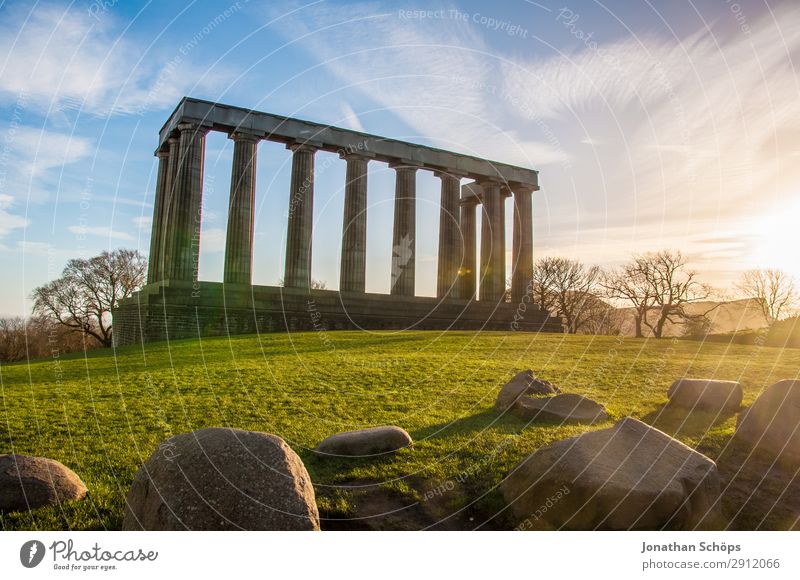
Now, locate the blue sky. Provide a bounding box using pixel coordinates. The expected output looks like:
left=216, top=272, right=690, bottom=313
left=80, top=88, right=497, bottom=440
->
left=1, top=0, right=798, bottom=316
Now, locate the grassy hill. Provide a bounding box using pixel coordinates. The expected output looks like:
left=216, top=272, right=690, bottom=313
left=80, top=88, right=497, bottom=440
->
left=1, top=331, right=798, bottom=530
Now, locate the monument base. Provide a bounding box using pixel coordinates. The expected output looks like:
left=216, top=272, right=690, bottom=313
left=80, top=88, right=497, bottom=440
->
left=112, top=281, right=565, bottom=346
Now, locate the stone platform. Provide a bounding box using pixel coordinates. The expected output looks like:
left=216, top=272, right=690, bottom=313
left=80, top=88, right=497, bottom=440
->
left=112, top=281, right=564, bottom=346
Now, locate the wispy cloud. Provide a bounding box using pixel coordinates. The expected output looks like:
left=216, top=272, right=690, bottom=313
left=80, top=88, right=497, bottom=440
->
left=265, top=1, right=800, bottom=283
left=67, top=225, right=133, bottom=241
left=0, top=195, right=29, bottom=237
left=0, top=3, right=236, bottom=116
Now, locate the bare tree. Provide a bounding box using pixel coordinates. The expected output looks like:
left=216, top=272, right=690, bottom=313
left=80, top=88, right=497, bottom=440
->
left=532, top=257, right=602, bottom=334
left=601, top=256, right=656, bottom=338
left=641, top=250, right=716, bottom=338
left=579, top=293, right=623, bottom=335
left=605, top=250, right=714, bottom=339
left=736, top=268, right=797, bottom=324
left=531, top=257, right=560, bottom=315
left=278, top=278, right=328, bottom=290
left=31, top=249, right=147, bottom=347
left=0, top=316, right=93, bottom=362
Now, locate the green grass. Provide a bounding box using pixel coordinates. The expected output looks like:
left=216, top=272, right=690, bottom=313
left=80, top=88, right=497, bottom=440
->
left=1, top=331, right=798, bottom=530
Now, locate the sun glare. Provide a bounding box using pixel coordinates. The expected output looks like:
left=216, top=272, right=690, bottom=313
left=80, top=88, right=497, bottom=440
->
left=749, top=199, right=800, bottom=279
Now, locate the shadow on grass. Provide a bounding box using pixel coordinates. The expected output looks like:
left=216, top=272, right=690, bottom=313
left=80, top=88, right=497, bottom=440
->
left=410, top=409, right=528, bottom=441
left=717, top=441, right=800, bottom=530
left=641, top=403, right=738, bottom=439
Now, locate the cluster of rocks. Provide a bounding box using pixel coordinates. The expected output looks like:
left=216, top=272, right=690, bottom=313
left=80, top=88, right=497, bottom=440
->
left=501, top=376, right=800, bottom=530
left=495, top=369, right=608, bottom=424
left=4, top=374, right=798, bottom=532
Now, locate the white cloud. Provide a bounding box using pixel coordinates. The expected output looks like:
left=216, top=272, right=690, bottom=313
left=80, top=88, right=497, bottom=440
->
left=67, top=225, right=133, bottom=241
left=339, top=101, right=365, bottom=132
left=132, top=215, right=152, bottom=229
left=201, top=228, right=226, bottom=253
left=263, top=3, right=570, bottom=167
left=0, top=4, right=236, bottom=116
left=0, top=194, right=29, bottom=237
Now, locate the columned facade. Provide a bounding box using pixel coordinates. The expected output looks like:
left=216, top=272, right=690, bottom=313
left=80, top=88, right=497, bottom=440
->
left=390, top=164, right=417, bottom=297
left=224, top=132, right=259, bottom=285
left=116, top=98, right=561, bottom=346
left=284, top=144, right=318, bottom=290
left=340, top=154, right=370, bottom=293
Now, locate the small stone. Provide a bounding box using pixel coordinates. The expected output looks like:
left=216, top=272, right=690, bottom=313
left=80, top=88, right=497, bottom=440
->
left=668, top=378, right=743, bottom=412
left=495, top=370, right=561, bottom=412
left=315, top=426, right=412, bottom=457
left=0, top=454, right=87, bottom=512
left=514, top=393, right=608, bottom=424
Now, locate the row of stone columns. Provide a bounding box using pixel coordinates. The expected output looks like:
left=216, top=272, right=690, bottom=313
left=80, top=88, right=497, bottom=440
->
left=147, top=125, right=536, bottom=304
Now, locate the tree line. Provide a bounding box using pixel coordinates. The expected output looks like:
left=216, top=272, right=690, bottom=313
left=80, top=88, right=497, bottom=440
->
left=0, top=247, right=796, bottom=362
left=514, top=249, right=797, bottom=338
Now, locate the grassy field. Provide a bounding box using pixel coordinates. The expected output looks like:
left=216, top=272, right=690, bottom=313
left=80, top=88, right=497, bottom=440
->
left=1, top=330, right=798, bottom=531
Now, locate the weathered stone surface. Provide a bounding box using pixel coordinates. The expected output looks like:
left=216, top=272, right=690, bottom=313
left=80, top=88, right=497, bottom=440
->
left=315, top=426, right=412, bottom=457
left=501, top=417, right=721, bottom=530
left=122, top=427, right=319, bottom=530
left=495, top=370, right=561, bottom=412
left=0, top=454, right=87, bottom=512
left=514, top=393, right=607, bottom=424
left=736, top=379, right=800, bottom=467
left=668, top=378, right=743, bottom=412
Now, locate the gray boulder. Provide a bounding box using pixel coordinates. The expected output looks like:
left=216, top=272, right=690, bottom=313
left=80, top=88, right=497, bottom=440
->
left=735, top=379, right=800, bottom=467
left=668, top=378, right=743, bottom=412
left=514, top=393, right=608, bottom=424
left=315, top=426, right=412, bottom=457
left=501, top=417, right=721, bottom=530
left=495, top=370, right=561, bottom=412
left=122, top=428, right=319, bottom=530
left=0, top=454, right=87, bottom=512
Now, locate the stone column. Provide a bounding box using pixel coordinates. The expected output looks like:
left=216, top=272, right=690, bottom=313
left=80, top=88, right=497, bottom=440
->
left=339, top=154, right=370, bottom=293
left=479, top=180, right=506, bottom=303
left=157, top=137, right=180, bottom=282
left=146, top=148, right=171, bottom=284
left=165, top=123, right=208, bottom=282
left=435, top=171, right=462, bottom=298
left=390, top=164, right=417, bottom=296
left=284, top=143, right=317, bottom=290
left=511, top=184, right=535, bottom=304
left=223, top=132, right=259, bottom=285
left=458, top=193, right=479, bottom=300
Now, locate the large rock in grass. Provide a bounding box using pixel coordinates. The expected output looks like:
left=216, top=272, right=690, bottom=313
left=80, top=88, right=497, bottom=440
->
left=514, top=393, right=608, bottom=424
left=495, top=370, right=561, bottom=412
left=668, top=378, right=743, bottom=412
left=735, top=380, right=800, bottom=467
left=0, top=454, right=87, bottom=512
left=315, top=426, right=412, bottom=457
left=122, top=428, right=319, bottom=530
left=501, top=417, right=721, bottom=530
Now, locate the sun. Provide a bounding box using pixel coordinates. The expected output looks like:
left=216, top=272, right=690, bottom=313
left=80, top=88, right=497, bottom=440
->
left=749, top=199, right=800, bottom=280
